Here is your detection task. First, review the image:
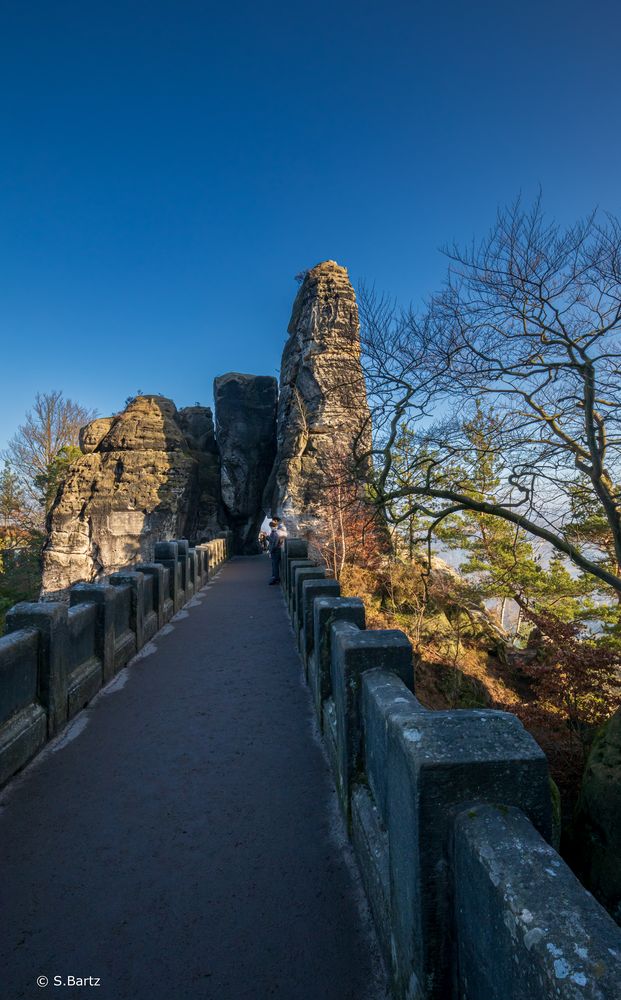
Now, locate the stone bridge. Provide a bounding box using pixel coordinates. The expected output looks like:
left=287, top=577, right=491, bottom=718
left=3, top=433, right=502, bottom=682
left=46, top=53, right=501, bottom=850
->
left=1, top=261, right=620, bottom=998
left=0, top=538, right=619, bottom=999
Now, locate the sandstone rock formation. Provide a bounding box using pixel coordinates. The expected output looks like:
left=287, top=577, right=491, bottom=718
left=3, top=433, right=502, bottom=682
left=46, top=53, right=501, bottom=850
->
left=40, top=261, right=373, bottom=587
left=42, top=396, right=222, bottom=597
left=214, top=373, right=278, bottom=553
left=572, top=705, right=621, bottom=923
left=175, top=404, right=223, bottom=541
left=265, top=260, right=372, bottom=533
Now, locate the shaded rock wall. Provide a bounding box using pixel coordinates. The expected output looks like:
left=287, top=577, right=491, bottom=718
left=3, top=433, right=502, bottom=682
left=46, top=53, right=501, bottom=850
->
left=214, top=373, right=278, bottom=553
left=265, top=260, right=372, bottom=533
left=42, top=396, right=223, bottom=597
left=572, top=706, right=621, bottom=924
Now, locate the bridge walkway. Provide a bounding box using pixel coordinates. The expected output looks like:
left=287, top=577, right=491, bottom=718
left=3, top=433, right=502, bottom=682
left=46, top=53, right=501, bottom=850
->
left=0, top=556, right=386, bottom=1000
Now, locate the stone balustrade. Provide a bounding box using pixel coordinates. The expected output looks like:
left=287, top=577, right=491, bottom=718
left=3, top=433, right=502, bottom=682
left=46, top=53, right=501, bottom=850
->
left=0, top=533, right=231, bottom=787
left=282, top=538, right=621, bottom=1000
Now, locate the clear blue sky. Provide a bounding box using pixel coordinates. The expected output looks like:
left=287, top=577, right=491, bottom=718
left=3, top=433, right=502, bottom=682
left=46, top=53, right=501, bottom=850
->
left=1, top=0, right=620, bottom=451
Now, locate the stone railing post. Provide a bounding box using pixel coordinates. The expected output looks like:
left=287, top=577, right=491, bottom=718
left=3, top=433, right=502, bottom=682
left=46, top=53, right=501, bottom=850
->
left=283, top=538, right=308, bottom=593
left=154, top=541, right=181, bottom=612
left=310, top=596, right=365, bottom=723
left=110, top=571, right=145, bottom=651
left=5, top=602, right=69, bottom=737
left=385, top=707, right=552, bottom=1000
left=70, top=582, right=117, bottom=683
left=0, top=629, right=47, bottom=785
left=300, top=578, right=341, bottom=666
left=188, top=548, right=199, bottom=592
left=176, top=539, right=192, bottom=600
left=293, top=566, right=328, bottom=636
left=453, top=804, right=621, bottom=1000
left=330, top=624, right=414, bottom=816
left=135, top=563, right=168, bottom=628
left=287, top=558, right=314, bottom=614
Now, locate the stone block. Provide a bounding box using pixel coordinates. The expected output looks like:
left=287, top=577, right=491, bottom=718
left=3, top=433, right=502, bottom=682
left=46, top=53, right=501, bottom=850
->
left=70, top=582, right=117, bottom=682
left=386, top=707, right=553, bottom=1000
left=196, top=546, right=207, bottom=585
left=287, top=559, right=314, bottom=613
left=351, top=783, right=392, bottom=973
left=188, top=548, right=196, bottom=587
left=0, top=703, right=47, bottom=787
left=5, top=602, right=69, bottom=736
left=300, top=578, right=341, bottom=664
left=293, top=566, right=326, bottom=634
left=66, top=603, right=102, bottom=718
left=454, top=804, right=621, bottom=1000
left=283, top=538, right=309, bottom=591
left=110, top=571, right=145, bottom=651
left=139, top=573, right=158, bottom=642
left=330, top=624, right=413, bottom=814
left=176, top=547, right=192, bottom=601
left=0, top=628, right=39, bottom=727
left=361, top=669, right=424, bottom=825
left=161, top=567, right=173, bottom=620
left=135, top=563, right=167, bottom=628
left=154, top=540, right=179, bottom=561
left=309, top=597, right=365, bottom=724
left=0, top=629, right=46, bottom=785
left=323, top=697, right=339, bottom=777
left=108, top=583, right=136, bottom=669
left=154, top=542, right=182, bottom=611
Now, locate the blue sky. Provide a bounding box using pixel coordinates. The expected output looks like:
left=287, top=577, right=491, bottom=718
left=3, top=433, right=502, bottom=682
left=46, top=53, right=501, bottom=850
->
left=1, top=0, right=620, bottom=451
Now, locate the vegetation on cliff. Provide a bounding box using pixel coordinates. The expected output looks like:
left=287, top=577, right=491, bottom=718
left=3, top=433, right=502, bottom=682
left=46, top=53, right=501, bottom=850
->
left=0, top=391, right=94, bottom=625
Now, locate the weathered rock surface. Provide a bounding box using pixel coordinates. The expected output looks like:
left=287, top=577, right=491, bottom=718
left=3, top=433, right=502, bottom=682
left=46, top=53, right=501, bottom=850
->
left=42, top=396, right=222, bottom=597
left=214, top=373, right=278, bottom=553
left=78, top=417, right=114, bottom=454
left=265, top=260, right=372, bottom=532
left=573, top=706, right=621, bottom=923
left=176, top=405, right=223, bottom=541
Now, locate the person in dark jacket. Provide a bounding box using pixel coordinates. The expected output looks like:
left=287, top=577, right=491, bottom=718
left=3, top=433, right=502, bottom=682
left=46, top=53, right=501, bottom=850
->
left=268, top=518, right=287, bottom=585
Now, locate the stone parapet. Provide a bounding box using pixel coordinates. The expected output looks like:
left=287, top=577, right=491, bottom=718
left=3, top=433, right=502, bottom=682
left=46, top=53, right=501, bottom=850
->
left=283, top=546, right=621, bottom=1000
left=0, top=537, right=231, bottom=790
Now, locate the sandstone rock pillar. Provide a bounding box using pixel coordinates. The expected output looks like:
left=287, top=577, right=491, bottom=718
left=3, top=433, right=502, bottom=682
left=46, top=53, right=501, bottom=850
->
left=265, top=260, right=372, bottom=534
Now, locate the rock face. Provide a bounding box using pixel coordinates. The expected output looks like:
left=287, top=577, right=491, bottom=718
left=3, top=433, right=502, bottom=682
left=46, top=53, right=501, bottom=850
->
left=41, top=396, right=223, bottom=597
left=175, top=404, right=223, bottom=541
left=214, top=373, right=278, bottom=553
left=265, top=260, right=371, bottom=532
left=573, top=706, right=621, bottom=923
left=40, top=261, right=372, bottom=588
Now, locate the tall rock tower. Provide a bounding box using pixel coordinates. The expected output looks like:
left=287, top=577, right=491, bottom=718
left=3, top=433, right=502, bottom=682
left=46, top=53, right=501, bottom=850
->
left=266, top=260, right=372, bottom=532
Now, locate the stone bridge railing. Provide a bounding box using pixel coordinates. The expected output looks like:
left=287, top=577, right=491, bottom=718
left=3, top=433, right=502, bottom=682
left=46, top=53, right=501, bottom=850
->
left=283, top=539, right=621, bottom=1000
left=0, top=534, right=231, bottom=788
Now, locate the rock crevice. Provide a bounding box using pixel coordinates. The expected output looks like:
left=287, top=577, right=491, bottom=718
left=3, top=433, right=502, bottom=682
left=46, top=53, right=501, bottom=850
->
left=214, top=373, right=278, bottom=554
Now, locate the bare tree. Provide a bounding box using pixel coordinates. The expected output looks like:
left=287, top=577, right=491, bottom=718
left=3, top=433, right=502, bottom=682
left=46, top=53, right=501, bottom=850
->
left=360, top=197, right=621, bottom=596
left=4, top=391, right=96, bottom=525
